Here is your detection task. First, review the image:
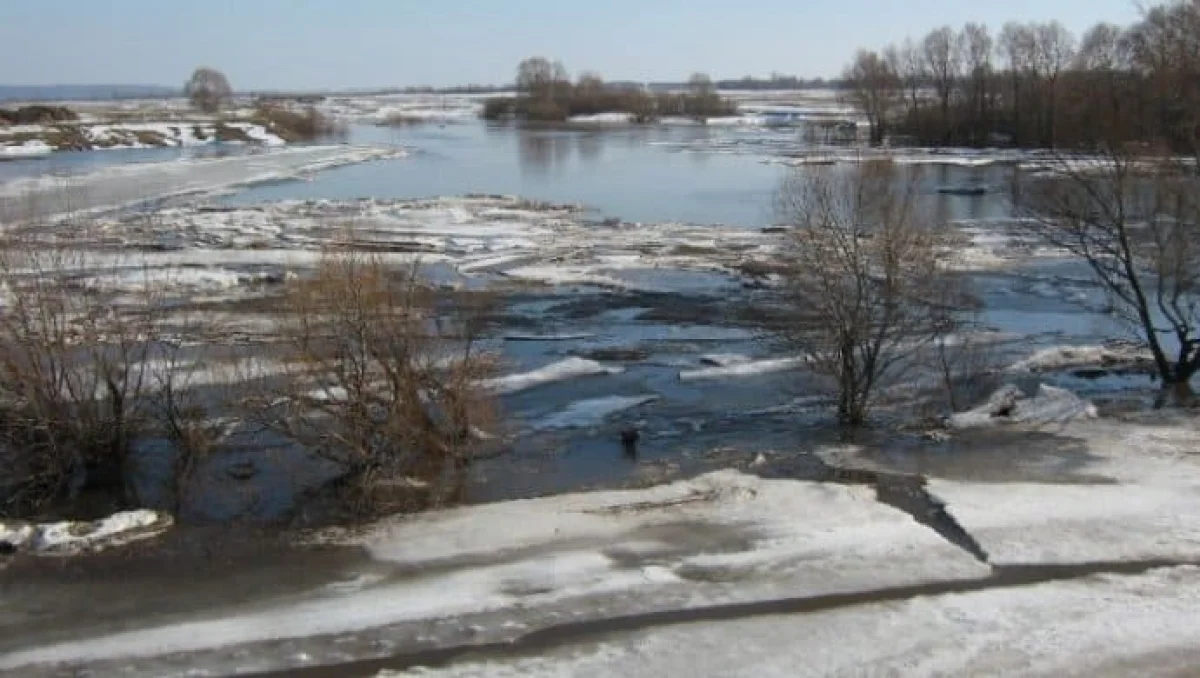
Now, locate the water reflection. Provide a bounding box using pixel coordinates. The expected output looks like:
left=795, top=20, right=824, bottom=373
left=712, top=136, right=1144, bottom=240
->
left=2, top=120, right=1015, bottom=228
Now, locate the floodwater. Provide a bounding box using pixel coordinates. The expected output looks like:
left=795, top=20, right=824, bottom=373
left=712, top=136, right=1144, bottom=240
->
left=228, top=122, right=1017, bottom=227
left=0, top=120, right=1139, bottom=519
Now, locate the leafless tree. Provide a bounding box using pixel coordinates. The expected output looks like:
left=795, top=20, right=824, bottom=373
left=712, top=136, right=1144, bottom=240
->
left=845, top=50, right=901, bottom=145
left=516, top=57, right=569, bottom=100
left=1125, top=0, right=1200, bottom=161
left=776, top=160, right=963, bottom=426
left=893, top=38, right=926, bottom=112
left=923, top=26, right=964, bottom=140
left=961, top=23, right=995, bottom=143
left=1076, top=22, right=1128, bottom=71
left=249, top=249, right=500, bottom=514
left=688, top=72, right=715, bottom=96
left=1018, top=148, right=1200, bottom=406
left=0, top=241, right=159, bottom=516
left=1034, top=22, right=1076, bottom=146
left=998, top=22, right=1038, bottom=145
left=184, top=67, right=233, bottom=114
left=575, top=71, right=605, bottom=96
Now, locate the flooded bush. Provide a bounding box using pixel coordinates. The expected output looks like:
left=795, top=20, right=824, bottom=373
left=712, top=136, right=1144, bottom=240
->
left=0, top=243, right=161, bottom=518
left=248, top=249, right=500, bottom=516
left=253, top=104, right=345, bottom=142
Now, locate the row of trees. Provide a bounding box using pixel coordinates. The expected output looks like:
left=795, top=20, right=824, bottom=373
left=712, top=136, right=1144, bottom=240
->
left=845, top=1, right=1200, bottom=153
left=484, top=57, right=736, bottom=123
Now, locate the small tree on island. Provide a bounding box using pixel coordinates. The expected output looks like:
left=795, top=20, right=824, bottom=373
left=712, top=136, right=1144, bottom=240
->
left=185, top=67, right=233, bottom=113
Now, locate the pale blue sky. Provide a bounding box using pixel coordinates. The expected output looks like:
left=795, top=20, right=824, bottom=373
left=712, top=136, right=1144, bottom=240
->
left=0, top=0, right=1142, bottom=90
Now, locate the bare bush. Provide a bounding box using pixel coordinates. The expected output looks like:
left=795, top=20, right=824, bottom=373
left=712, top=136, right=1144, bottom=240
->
left=150, top=334, right=224, bottom=516
left=0, top=242, right=159, bottom=517
left=184, top=67, right=233, bottom=114
left=932, top=325, right=1002, bottom=413
left=249, top=249, right=499, bottom=514
left=253, top=104, right=345, bottom=141
left=776, top=160, right=966, bottom=426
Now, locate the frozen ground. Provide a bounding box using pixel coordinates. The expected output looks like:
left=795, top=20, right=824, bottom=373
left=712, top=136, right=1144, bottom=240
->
left=4, top=415, right=1200, bottom=676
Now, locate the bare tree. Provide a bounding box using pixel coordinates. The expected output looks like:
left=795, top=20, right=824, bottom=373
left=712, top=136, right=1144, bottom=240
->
left=895, top=38, right=927, bottom=112
left=1034, top=22, right=1076, bottom=146
left=0, top=241, right=159, bottom=516
left=776, top=160, right=963, bottom=426
left=845, top=50, right=901, bottom=145
left=517, top=57, right=569, bottom=101
left=1076, top=22, right=1128, bottom=71
left=1126, top=0, right=1200, bottom=160
left=998, top=22, right=1038, bottom=145
left=688, top=72, right=715, bottom=96
left=250, top=249, right=499, bottom=513
left=923, top=26, right=964, bottom=140
left=575, top=71, right=605, bottom=96
left=961, top=23, right=995, bottom=144
left=184, top=67, right=233, bottom=114
left=1018, top=148, right=1200, bottom=406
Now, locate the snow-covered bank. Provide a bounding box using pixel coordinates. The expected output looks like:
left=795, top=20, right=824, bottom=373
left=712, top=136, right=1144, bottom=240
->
left=0, top=470, right=986, bottom=674
left=0, top=510, right=171, bottom=555
left=930, top=416, right=1200, bottom=567
left=386, top=565, right=1200, bottom=678
left=0, top=121, right=288, bottom=154
left=0, top=145, right=402, bottom=220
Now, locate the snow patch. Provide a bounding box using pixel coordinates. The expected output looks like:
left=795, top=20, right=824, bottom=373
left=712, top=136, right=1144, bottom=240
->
left=0, top=510, right=171, bottom=555
left=0, top=139, right=52, bottom=157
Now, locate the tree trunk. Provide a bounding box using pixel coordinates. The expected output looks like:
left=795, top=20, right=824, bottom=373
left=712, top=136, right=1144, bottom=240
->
left=1154, top=379, right=1196, bottom=409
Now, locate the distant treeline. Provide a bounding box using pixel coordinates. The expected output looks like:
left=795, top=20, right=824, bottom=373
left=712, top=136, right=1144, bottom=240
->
left=481, top=58, right=737, bottom=123
left=843, top=0, right=1200, bottom=152
left=0, top=84, right=179, bottom=102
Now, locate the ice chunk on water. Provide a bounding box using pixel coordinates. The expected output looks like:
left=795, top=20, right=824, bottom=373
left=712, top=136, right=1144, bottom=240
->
left=484, top=358, right=622, bottom=395
left=535, top=395, right=659, bottom=430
